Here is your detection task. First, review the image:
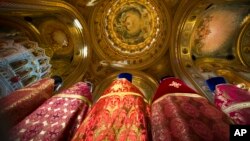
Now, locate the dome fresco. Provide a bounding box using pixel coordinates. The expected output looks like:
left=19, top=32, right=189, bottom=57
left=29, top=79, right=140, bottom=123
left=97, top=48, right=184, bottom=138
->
left=0, top=1, right=91, bottom=92
left=1, top=0, right=250, bottom=139
left=170, top=1, right=250, bottom=102
left=0, top=0, right=249, bottom=100
left=113, top=2, right=152, bottom=45
left=90, top=0, right=171, bottom=69
left=191, top=5, right=249, bottom=57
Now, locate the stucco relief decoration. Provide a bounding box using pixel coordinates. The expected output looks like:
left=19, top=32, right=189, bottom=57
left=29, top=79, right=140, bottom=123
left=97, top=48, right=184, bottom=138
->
left=39, top=20, right=73, bottom=58
left=0, top=47, right=18, bottom=58
left=39, top=19, right=75, bottom=77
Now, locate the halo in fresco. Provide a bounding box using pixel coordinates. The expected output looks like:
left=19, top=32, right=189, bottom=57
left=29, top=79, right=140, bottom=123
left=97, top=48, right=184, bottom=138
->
left=90, top=0, right=171, bottom=69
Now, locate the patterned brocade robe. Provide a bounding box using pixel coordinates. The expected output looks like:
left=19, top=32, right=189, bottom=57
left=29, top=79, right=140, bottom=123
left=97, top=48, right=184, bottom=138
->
left=9, top=82, right=92, bottom=141
left=0, top=78, right=54, bottom=130
left=72, top=78, right=150, bottom=141
left=215, top=84, right=250, bottom=125
left=151, top=77, right=230, bottom=141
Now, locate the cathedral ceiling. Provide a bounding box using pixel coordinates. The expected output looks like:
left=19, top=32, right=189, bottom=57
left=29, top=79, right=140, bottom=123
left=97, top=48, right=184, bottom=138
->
left=70, top=0, right=174, bottom=96
left=170, top=0, right=250, bottom=101
left=0, top=0, right=249, bottom=99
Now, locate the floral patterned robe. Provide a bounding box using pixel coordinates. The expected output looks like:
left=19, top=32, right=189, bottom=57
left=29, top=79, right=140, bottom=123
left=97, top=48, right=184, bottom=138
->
left=71, top=78, right=150, bottom=141
left=215, top=84, right=250, bottom=125
left=9, top=82, right=92, bottom=141
left=150, top=77, right=230, bottom=141
left=0, top=78, right=54, bottom=130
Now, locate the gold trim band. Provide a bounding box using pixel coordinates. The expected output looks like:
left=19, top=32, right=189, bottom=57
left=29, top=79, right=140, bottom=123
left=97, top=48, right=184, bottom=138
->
left=16, top=88, right=37, bottom=92
left=223, top=102, right=250, bottom=114
left=97, top=92, right=148, bottom=104
left=53, top=94, right=92, bottom=106
left=1, top=90, right=51, bottom=113
left=153, top=93, right=206, bottom=104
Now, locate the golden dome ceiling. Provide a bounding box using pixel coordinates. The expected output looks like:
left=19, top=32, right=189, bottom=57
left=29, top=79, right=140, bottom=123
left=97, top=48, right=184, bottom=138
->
left=90, top=0, right=171, bottom=69
left=0, top=0, right=91, bottom=89
left=171, top=0, right=250, bottom=102
left=0, top=0, right=250, bottom=99
left=238, top=16, right=250, bottom=66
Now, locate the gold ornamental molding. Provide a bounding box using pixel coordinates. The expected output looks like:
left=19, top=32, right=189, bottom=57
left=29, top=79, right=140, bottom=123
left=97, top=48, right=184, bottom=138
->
left=171, top=0, right=250, bottom=102
left=90, top=0, right=171, bottom=70
left=215, top=69, right=250, bottom=87
left=0, top=0, right=92, bottom=89
left=194, top=58, right=250, bottom=73
left=171, top=0, right=214, bottom=101
left=237, top=14, right=250, bottom=66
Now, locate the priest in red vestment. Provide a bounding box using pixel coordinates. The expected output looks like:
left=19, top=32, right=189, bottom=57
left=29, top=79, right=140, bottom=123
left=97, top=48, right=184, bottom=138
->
left=215, top=84, right=250, bottom=125
left=71, top=73, right=150, bottom=141
left=8, top=82, right=92, bottom=141
left=206, top=76, right=250, bottom=125
left=0, top=77, right=55, bottom=132
left=150, top=77, right=230, bottom=141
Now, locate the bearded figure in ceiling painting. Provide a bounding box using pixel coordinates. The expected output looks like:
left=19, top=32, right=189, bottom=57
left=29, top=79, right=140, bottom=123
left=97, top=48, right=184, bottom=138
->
left=72, top=73, right=150, bottom=141
left=114, top=3, right=151, bottom=45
